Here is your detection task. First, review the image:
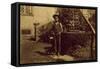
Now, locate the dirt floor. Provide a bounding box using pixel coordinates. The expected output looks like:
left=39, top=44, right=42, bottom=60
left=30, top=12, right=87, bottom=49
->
left=20, top=34, right=95, bottom=64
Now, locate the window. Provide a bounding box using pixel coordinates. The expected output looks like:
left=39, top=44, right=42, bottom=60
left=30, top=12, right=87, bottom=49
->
left=20, top=6, right=33, bottom=16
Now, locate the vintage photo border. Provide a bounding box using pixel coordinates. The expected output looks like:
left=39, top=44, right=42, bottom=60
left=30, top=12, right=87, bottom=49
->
left=16, top=2, right=98, bottom=66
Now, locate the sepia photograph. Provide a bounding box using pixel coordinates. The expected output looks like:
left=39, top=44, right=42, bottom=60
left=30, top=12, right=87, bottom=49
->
left=19, top=4, right=97, bottom=64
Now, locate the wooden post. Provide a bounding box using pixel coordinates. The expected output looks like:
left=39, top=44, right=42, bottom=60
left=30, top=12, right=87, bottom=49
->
left=90, top=34, right=95, bottom=59
left=33, top=23, right=39, bottom=41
